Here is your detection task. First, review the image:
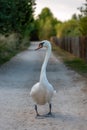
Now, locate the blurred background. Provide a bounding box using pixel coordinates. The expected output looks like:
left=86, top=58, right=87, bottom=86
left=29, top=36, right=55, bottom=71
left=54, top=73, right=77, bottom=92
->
left=0, top=0, right=87, bottom=67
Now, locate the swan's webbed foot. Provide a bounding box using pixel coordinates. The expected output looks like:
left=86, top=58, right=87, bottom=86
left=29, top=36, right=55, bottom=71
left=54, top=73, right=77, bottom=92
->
left=47, top=111, right=52, bottom=116
left=36, top=113, right=40, bottom=117
left=34, top=103, right=53, bottom=118
left=44, top=103, right=52, bottom=117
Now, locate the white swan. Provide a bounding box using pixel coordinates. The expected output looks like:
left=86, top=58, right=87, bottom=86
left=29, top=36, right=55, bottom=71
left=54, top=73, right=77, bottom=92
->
left=30, top=40, right=56, bottom=117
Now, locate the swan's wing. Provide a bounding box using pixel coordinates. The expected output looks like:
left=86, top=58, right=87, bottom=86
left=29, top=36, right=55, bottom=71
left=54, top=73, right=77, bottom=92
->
left=30, top=82, right=40, bottom=96
left=30, top=82, right=49, bottom=105
left=47, top=83, right=56, bottom=96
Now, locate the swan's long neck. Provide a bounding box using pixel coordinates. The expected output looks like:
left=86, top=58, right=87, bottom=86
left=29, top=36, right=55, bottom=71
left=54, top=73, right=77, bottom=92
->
left=40, top=45, right=51, bottom=83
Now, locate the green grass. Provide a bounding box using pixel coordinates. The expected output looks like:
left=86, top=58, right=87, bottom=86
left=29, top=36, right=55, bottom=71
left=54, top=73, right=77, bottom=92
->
left=0, top=51, right=18, bottom=65
left=52, top=44, right=87, bottom=77
left=64, top=58, right=87, bottom=73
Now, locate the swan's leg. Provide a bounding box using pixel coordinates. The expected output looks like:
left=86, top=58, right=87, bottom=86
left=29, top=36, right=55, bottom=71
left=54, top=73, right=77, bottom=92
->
left=35, top=105, right=40, bottom=116
left=47, top=103, right=52, bottom=115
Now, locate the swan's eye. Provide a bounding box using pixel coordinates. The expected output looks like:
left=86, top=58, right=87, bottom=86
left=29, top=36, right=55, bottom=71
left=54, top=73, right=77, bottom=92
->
left=39, top=42, right=44, bottom=47
left=35, top=42, right=44, bottom=50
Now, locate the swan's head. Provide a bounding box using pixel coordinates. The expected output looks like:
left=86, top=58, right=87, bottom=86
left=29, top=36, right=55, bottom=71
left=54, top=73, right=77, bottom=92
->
left=35, top=40, right=51, bottom=50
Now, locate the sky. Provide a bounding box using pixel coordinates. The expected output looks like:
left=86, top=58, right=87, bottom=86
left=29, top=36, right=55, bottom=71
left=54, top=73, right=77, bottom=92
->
left=35, top=0, right=85, bottom=21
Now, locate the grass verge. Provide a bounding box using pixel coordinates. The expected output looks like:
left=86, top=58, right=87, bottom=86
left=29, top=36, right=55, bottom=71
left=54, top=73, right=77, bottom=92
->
left=0, top=33, right=30, bottom=65
left=52, top=44, right=87, bottom=77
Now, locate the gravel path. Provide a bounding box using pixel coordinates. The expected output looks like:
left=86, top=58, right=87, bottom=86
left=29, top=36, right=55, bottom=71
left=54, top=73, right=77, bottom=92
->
left=0, top=42, right=87, bottom=130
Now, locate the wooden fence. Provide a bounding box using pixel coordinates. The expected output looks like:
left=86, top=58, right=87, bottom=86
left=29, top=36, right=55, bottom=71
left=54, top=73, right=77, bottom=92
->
left=51, top=36, right=87, bottom=61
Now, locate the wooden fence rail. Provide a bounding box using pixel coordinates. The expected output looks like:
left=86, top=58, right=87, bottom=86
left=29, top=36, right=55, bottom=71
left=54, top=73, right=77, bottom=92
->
left=51, top=36, right=87, bottom=61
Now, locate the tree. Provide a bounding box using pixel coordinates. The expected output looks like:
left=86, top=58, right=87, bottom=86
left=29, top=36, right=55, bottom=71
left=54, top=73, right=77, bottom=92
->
left=78, top=0, right=87, bottom=35
left=72, top=13, right=78, bottom=20
left=29, top=20, right=39, bottom=41
left=56, top=19, right=81, bottom=38
left=0, top=0, right=36, bottom=34
left=38, top=7, right=53, bottom=21
left=79, top=17, right=87, bottom=35
left=78, top=0, right=87, bottom=17
left=36, top=7, right=61, bottom=40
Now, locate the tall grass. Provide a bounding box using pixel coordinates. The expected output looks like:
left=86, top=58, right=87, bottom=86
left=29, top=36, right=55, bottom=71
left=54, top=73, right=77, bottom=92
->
left=0, top=33, right=30, bottom=65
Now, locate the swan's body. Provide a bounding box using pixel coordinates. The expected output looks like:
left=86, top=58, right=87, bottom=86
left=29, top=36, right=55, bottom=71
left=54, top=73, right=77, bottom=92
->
left=30, top=40, right=55, bottom=116
left=30, top=81, right=54, bottom=105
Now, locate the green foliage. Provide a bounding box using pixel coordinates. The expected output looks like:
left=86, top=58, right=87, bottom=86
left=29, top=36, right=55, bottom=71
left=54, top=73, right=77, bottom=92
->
left=0, top=0, right=36, bottom=35
left=55, top=0, right=87, bottom=38
left=72, top=14, right=78, bottom=20
left=38, top=7, right=53, bottom=20
left=77, top=0, right=87, bottom=35
left=78, top=0, right=87, bottom=17
left=79, top=17, right=87, bottom=35
left=29, top=20, right=39, bottom=41
left=0, top=0, right=36, bottom=64
left=56, top=19, right=81, bottom=38
left=64, top=58, right=87, bottom=73
left=36, top=7, right=61, bottom=40
left=0, top=33, right=30, bottom=64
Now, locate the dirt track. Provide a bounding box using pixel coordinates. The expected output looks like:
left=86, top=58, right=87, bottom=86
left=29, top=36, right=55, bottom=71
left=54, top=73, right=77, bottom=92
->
left=0, top=42, right=87, bottom=130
